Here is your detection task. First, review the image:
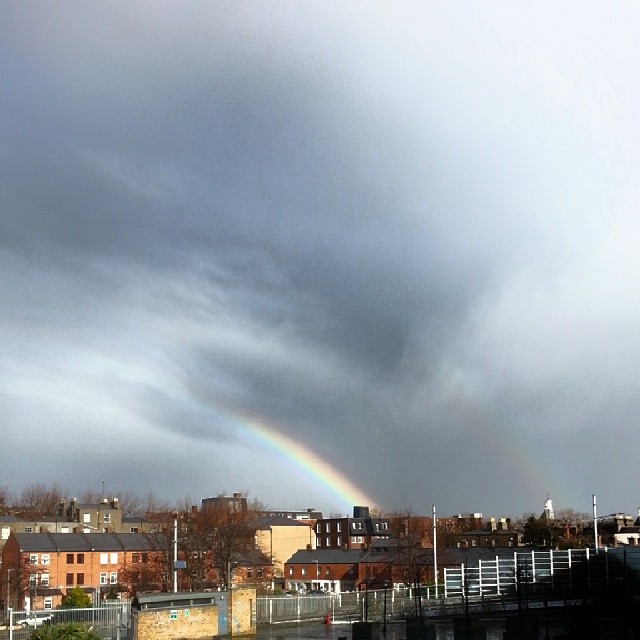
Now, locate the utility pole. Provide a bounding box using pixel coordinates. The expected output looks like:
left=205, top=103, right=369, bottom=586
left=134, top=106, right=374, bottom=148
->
left=173, top=514, right=178, bottom=593
left=432, top=504, right=438, bottom=598
left=593, top=494, right=599, bottom=551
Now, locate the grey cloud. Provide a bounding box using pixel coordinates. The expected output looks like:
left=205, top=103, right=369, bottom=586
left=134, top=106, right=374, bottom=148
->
left=2, top=3, right=639, bottom=517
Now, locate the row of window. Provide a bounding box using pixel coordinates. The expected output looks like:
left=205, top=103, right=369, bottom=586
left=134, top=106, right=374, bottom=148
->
left=27, top=571, right=118, bottom=586
left=314, top=521, right=390, bottom=534
left=29, top=552, right=145, bottom=565
left=315, top=535, right=364, bottom=547
left=288, top=565, right=355, bottom=576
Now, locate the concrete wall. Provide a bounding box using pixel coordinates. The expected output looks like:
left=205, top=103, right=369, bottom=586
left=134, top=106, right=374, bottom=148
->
left=136, top=604, right=218, bottom=640
left=228, top=588, right=256, bottom=636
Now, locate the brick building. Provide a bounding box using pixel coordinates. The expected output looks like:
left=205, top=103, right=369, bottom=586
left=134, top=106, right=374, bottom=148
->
left=2, top=532, right=170, bottom=609
left=314, top=506, right=391, bottom=550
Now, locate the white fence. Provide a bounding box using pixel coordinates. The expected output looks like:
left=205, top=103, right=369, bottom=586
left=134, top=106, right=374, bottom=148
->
left=6, top=602, right=132, bottom=640
left=443, top=548, right=602, bottom=598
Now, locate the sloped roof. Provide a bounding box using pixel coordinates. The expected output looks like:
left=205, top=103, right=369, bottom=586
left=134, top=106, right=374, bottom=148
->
left=14, top=532, right=169, bottom=553
left=286, top=548, right=366, bottom=564
left=251, top=515, right=312, bottom=529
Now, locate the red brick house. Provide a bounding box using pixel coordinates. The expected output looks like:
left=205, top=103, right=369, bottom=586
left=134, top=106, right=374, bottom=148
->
left=2, top=532, right=171, bottom=609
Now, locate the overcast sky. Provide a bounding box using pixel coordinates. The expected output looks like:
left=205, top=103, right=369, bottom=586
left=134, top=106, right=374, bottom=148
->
left=2, top=2, right=640, bottom=519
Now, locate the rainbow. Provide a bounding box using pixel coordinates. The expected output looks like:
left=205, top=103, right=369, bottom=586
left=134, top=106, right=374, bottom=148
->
left=237, top=412, right=376, bottom=510
left=177, top=383, right=377, bottom=511
left=90, top=348, right=376, bottom=511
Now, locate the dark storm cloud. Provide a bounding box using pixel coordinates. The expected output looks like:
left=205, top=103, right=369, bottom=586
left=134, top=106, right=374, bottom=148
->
left=2, top=2, right=640, bottom=516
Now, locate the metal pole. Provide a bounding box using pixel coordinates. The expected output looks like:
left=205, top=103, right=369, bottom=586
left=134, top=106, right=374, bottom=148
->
left=6, top=568, right=13, bottom=615
left=173, top=514, right=178, bottom=593
left=432, top=504, right=438, bottom=598
left=383, top=583, right=387, bottom=633
left=593, top=494, right=599, bottom=551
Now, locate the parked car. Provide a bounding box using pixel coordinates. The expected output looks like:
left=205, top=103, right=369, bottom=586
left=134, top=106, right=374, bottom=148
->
left=19, top=613, right=54, bottom=628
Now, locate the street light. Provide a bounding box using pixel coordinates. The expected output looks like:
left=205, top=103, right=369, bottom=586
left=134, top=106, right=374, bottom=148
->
left=6, top=568, right=13, bottom=614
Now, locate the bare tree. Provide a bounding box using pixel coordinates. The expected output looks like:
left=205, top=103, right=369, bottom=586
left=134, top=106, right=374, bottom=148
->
left=19, top=483, right=66, bottom=517
left=141, top=491, right=172, bottom=517
left=0, top=485, right=11, bottom=513
left=181, top=495, right=264, bottom=590
left=388, top=510, right=432, bottom=586
left=115, top=492, right=143, bottom=517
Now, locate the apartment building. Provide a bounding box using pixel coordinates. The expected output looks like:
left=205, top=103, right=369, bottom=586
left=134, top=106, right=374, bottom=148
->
left=314, top=506, right=391, bottom=550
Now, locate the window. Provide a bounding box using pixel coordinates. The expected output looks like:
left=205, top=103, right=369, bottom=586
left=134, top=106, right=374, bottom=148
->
left=325, top=523, right=331, bottom=533
left=44, top=597, right=52, bottom=610
left=336, top=522, right=342, bottom=533
left=77, top=553, right=85, bottom=564
left=288, top=567, right=293, bottom=576
left=67, top=554, right=74, bottom=564
left=103, top=513, right=111, bottom=524
left=30, top=554, right=38, bottom=565
left=83, top=513, right=91, bottom=524
left=1, top=526, right=10, bottom=540
left=40, top=574, right=49, bottom=587
left=247, top=568, right=253, bottom=578
left=100, top=553, right=108, bottom=564
left=326, top=537, right=330, bottom=547
left=337, top=536, right=342, bottom=547
left=66, top=573, right=74, bottom=585
left=110, top=552, right=118, bottom=564
left=110, top=572, right=118, bottom=584
left=325, top=567, right=330, bottom=577
left=316, top=524, right=321, bottom=533
left=141, top=553, right=148, bottom=563
left=257, top=568, right=263, bottom=578
left=130, top=527, right=138, bottom=533
left=25, top=527, right=33, bottom=533
left=100, top=573, right=108, bottom=585
left=301, top=566, right=306, bottom=576
left=77, top=573, right=85, bottom=585
left=316, top=536, right=321, bottom=547
left=29, top=575, right=37, bottom=587
left=132, top=553, right=139, bottom=564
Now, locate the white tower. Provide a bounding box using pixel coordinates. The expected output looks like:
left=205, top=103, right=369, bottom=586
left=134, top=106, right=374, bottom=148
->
left=543, top=495, right=555, bottom=520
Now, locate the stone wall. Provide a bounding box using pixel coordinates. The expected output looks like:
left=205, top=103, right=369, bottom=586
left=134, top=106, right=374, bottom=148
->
left=136, top=604, right=218, bottom=640
left=228, top=588, right=256, bottom=636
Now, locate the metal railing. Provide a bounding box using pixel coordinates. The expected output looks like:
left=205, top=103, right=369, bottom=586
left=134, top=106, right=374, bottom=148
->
left=6, top=602, right=132, bottom=640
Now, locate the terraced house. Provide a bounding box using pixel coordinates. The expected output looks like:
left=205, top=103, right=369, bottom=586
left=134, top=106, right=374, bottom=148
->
left=2, top=532, right=170, bottom=609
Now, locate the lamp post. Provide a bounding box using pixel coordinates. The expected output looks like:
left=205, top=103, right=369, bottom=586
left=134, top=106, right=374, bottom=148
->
left=173, top=514, right=178, bottom=593
left=6, top=568, right=13, bottom=614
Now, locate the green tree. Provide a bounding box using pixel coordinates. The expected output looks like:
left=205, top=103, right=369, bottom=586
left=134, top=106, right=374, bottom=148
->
left=60, top=587, right=91, bottom=608
left=522, top=514, right=557, bottom=548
